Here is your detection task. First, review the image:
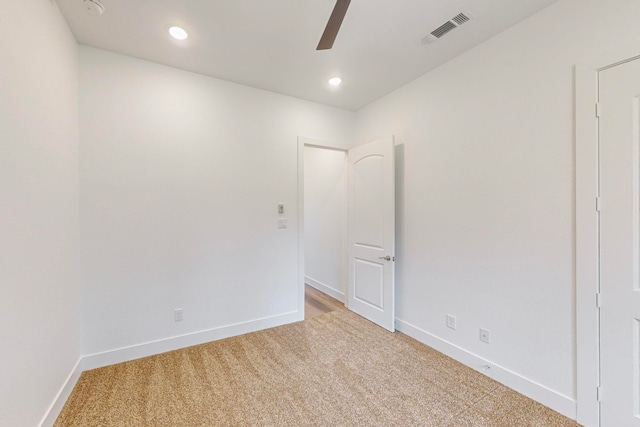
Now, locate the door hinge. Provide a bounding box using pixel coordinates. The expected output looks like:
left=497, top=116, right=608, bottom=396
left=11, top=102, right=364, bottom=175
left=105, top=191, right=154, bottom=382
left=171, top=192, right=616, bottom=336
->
left=596, top=292, right=602, bottom=309
left=597, top=386, right=603, bottom=402
left=596, top=197, right=602, bottom=212
left=596, top=102, right=602, bottom=118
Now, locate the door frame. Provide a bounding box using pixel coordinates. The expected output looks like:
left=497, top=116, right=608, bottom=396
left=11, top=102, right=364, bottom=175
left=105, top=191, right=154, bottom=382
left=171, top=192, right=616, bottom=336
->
left=297, top=136, right=350, bottom=318
left=576, top=46, right=640, bottom=427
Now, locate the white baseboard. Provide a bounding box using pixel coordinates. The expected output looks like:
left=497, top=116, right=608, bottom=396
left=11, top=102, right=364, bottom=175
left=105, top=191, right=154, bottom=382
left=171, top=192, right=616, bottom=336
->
left=42, top=313, right=574, bottom=425
left=395, top=318, right=577, bottom=420
left=39, top=358, right=83, bottom=427
left=82, top=311, right=301, bottom=371
left=38, top=311, right=301, bottom=425
left=305, top=276, right=345, bottom=302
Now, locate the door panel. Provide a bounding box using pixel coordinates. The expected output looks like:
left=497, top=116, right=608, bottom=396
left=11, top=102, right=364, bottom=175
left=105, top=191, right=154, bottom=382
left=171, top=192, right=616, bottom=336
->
left=347, top=137, right=395, bottom=332
left=599, top=58, right=640, bottom=426
left=353, top=258, right=384, bottom=308
left=354, top=155, right=385, bottom=248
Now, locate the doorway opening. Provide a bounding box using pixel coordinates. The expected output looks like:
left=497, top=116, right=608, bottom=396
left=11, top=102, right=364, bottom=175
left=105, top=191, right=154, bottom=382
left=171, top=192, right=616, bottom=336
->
left=300, top=140, right=348, bottom=319
left=297, top=135, right=396, bottom=329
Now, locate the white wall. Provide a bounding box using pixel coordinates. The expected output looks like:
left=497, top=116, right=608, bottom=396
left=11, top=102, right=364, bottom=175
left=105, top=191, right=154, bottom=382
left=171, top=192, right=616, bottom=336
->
left=304, top=146, right=347, bottom=300
left=0, top=1, right=80, bottom=426
left=5, top=0, right=635, bottom=421
left=355, top=0, right=640, bottom=415
left=79, top=46, right=355, bottom=356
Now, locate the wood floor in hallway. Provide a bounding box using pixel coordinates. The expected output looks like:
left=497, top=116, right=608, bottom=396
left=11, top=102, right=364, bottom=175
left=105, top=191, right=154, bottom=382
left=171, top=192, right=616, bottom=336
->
left=304, top=284, right=345, bottom=320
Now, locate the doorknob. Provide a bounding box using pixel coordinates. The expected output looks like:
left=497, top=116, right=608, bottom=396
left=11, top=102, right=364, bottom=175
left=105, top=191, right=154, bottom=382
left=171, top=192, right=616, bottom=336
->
left=378, top=255, right=392, bottom=261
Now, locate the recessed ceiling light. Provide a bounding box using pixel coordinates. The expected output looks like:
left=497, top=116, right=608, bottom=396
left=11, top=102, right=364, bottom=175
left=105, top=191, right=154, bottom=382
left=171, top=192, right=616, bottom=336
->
left=328, top=77, right=342, bottom=86
left=169, top=26, right=188, bottom=40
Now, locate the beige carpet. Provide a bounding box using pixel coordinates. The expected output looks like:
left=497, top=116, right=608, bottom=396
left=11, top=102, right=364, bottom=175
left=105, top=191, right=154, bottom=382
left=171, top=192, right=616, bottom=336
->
left=55, top=310, right=580, bottom=426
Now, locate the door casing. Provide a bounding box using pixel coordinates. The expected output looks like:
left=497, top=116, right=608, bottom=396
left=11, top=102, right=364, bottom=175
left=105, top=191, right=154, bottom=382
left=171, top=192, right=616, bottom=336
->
left=576, top=46, right=640, bottom=427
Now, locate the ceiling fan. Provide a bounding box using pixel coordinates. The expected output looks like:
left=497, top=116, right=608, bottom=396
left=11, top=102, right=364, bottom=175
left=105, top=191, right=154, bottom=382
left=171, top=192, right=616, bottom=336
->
left=316, top=0, right=351, bottom=50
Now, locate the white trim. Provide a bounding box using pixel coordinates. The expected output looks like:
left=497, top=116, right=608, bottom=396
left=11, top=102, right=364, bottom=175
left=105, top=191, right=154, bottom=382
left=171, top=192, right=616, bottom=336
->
left=297, top=136, right=350, bottom=321
left=82, top=311, right=300, bottom=370
left=38, top=358, right=83, bottom=427
left=304, top=276, right=346, bottom=302
left=582, top=45, right=640, bottom=72
left=298, top=136, right=351, bottom=151
left=575, top=46, right=640, bottom=427
left=39, top=312, right=300, bottom=424
left=575, top=65, right=601, bottom=427
left=297, top=138, right=306, bottom=318
left=396, top=319, right=577, bottom=420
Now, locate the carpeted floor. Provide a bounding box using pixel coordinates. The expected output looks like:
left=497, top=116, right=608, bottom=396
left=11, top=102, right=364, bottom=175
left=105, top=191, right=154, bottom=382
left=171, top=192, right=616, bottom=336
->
left=55, top=310, right=580, bottom=426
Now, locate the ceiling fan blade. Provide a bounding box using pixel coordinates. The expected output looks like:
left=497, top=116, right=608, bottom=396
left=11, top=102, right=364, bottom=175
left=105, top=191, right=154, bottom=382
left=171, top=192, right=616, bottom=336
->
left=316, top=0, right=351, bottom=50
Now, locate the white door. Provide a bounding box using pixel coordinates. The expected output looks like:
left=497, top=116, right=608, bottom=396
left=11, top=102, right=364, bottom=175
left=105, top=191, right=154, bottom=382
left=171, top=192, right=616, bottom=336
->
left=599, top=58, right=640, bottom=426
left=347, top=137, right=395, bottom=332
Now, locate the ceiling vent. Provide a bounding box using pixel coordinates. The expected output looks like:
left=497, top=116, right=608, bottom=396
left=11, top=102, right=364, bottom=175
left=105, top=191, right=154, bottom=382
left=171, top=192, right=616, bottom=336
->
left=419, top=12, right=471, bottom=46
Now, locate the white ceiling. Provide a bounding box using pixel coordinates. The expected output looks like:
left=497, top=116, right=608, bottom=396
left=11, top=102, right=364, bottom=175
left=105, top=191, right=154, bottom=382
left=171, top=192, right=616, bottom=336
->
left=57, top=0, right=556, bottom=111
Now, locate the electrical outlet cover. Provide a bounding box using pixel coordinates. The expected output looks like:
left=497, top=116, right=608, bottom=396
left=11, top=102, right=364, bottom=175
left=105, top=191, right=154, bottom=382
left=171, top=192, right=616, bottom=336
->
left=446, top=314, right=456, bottom=330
